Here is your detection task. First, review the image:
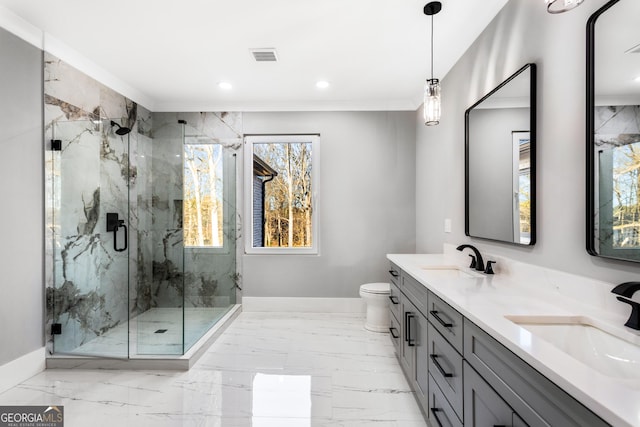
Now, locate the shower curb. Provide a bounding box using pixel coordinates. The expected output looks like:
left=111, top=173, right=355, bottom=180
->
left=45, top=304, right=242, bottom=371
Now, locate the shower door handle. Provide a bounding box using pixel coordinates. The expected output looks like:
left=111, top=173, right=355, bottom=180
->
left=106, top=213, right=128, bottom=252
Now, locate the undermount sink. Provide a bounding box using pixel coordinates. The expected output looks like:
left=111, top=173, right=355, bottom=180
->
left=420, top=265, right=480, bottom=279
left=505, top=315, right=640, bottom=381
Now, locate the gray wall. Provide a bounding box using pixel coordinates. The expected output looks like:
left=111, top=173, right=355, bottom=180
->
left=468, top=107, right=529, bottom=241
left=416, top=0, right=640, bottom=281
left=243, top=111, right=416, bottom=297
left=0, top=27, right=44, bottom=365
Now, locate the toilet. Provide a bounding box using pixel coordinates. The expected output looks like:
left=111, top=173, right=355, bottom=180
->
left=359, top=282, right=391, bottom=332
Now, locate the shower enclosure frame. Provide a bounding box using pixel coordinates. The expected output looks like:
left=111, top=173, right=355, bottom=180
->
left=46, top=117, right=239, bottom=361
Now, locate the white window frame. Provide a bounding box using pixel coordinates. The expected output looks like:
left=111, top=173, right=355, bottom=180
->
left=244, top=134, right=320, bottom=255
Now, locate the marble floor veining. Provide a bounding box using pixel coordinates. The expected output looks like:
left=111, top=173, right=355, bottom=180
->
left=0, top=312, right=426, bottom=426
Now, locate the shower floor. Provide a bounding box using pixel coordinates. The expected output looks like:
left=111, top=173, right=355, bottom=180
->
left=67, top=306, right=233, bottom=358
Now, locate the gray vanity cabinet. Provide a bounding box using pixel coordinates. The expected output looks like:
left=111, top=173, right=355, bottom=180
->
left=399, top=294, right=429, bottom=412
left=464, top=320, right=610, bottom=427
left=388, top=262, right=611, bottom=427
left=388, top=306, right=401, bottom=355
left=463, top=361, right=518, bottom=427
left=428, top=375, right=463, bottom=427
left=428, top=322, right=464, bottom=421
left=388, top=281, right=401, bottom=325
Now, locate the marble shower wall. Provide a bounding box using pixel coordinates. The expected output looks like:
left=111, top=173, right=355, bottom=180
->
left=150, top=112, right=242, bottom=310
left=45, top=52, right=153, bottom=353
left=44, top=53, right=242, bottom=355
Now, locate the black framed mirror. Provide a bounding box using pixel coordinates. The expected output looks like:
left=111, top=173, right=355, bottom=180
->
left=465, top=63, right=536, bottom=245
left=587, top=0, right=640, bottom=262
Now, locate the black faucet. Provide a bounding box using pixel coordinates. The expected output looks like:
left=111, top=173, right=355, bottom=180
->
left=612, top=282, right=640, bottom=330
left=456, top=244, right=485, bottom=272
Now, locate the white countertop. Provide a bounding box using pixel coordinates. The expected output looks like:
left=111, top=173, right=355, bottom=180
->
left=388, top=253, right=640, bottom=427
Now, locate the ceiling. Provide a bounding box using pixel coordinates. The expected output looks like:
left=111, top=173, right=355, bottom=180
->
left=0, top=0, right=508, bottom=112
left=594, top=0, right=640, bottom=105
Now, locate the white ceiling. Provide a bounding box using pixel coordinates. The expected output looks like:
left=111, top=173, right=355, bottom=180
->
left=0, top=0, right=508, bottom=112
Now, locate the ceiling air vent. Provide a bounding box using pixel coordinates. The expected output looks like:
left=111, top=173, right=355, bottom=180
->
left=250, top=48, right=278, bottom=62
left=625, top=43, right=640, bottom=54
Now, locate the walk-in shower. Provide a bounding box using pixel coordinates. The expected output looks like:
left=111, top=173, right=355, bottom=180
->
left=46, top=117, right=239, bottom=362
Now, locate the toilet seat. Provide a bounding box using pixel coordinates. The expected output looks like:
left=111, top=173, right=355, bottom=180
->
left=360, top=282, right=390, bottom=294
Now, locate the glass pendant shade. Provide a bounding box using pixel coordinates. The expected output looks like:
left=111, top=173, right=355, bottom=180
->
left=546, top=0, right=584, bottom=14
left=423, top=78, right=441, bottom=126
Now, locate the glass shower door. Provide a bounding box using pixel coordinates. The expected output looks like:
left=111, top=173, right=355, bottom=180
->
left=51, top=119, right=130, bottom=358
left=183, top=139, right=237, bottom=352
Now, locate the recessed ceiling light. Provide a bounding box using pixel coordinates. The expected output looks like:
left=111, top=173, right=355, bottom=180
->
left=316, top=81, right=330, bottom=89
left=634, top=76, right=640, bottom=82
left=218, top=81, right=233, bottom=90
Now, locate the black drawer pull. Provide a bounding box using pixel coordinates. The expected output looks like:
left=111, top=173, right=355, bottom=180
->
left=430, top=354, right=454, bottom=378
left=388, top=295, right=399, bottom=304
left=430, top=310, right=453, bottom=328
left=389, top=327, right=399, bottom=339
left=405, top=312, right=415, bottom=346
left=430, top=408, right=445, bottom=427
left=388, top=269, right=399, bottom=278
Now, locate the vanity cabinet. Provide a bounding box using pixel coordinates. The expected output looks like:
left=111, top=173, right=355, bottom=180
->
left=428, top=374, right=463, bottom=427
left=388, top=262, right=610, bottom=427
left=428, top=321, right=463, bottom=421
left=464, top=320, right=610, bottom=427
left=428, top=291, right=463, bottom=354
left=463, top=361, right=520, bottom=427
left=388, top=305, right=401, bottom=355
left=388, top=281, right=401, bottom=324
left=399, top=293, right=429, bottom=411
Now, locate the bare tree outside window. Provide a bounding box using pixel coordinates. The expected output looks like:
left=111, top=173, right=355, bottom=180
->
left=245, top=135, right=319, bottom=254
left=254, top=142, right=312, bottom=247
left=184, top=143, right=224, bottom=247
left=612, top=141, right=640, bottom=248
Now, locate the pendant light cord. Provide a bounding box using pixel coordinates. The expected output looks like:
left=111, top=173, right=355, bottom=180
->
left=430, top=14, right=434, bottom=80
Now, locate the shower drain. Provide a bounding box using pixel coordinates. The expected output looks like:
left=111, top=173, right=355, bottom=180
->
left=154, top=329, right=168, bottom=334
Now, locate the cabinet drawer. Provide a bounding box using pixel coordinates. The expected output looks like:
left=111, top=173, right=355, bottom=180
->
left=428, top=322, right=463, bottom=420
left=388, top=282, right=401, bottom=322
left=389, top=310, right=401, bottom=356
left=401, top=272, right=428, bottom=316
left=388, top=262, right=400, bottom=287
left=464, top=319, right=610, bottom=427
left=428, top=291, right=464, bottom=354
left=428, top=374, right=463, bottom=427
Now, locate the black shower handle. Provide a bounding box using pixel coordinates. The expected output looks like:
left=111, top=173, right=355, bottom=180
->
left=106, top=213, right=128, bottom=252
left=115, top=221, right=128, bottom=252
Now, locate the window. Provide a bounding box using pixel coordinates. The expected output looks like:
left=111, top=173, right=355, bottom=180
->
left=244, top=135, right=319, bottom=254
left=183, top=139, right=225, bottom=248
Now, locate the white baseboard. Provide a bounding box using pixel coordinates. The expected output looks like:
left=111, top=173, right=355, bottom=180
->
left=242, top=297, right=366, bottom=313
left=0, top=347, right=45, bottom=394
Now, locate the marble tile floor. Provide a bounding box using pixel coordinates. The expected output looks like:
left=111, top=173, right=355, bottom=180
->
left=0, top=312, right=426, bottom=426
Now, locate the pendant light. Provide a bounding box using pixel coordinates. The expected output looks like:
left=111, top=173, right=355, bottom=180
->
left=545, top=0, right=584, bottom=14
left=424, top=2, right=442, bottom=126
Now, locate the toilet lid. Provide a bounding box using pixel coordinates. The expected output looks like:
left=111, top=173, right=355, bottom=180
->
left=360, top=282, right=391, bottom=294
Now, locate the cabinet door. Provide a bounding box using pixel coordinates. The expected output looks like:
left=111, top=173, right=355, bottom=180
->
left=399, top=296, right=414, bottom=373
left=413, top=311, right=429, bottom=412
left=464, top=362, right=514, bottom=427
